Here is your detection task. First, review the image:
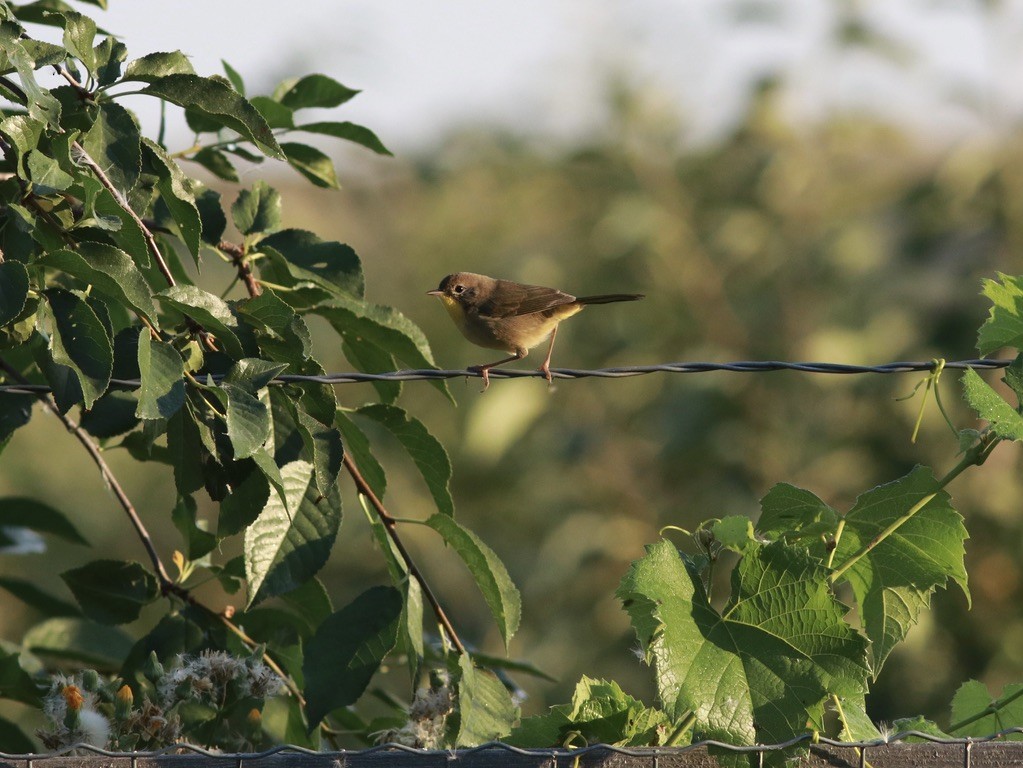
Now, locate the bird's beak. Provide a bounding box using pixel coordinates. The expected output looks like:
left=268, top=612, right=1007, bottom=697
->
left=426, top=289, right=444, bottom=297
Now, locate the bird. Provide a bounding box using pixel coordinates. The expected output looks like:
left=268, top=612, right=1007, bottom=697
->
left=428, top=271, right=643, bottom=390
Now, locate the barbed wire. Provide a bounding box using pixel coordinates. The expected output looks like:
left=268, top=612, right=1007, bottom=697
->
left=4, top=728, right=1023, bottom=761
left=0, top=358, right=1011, bottom=394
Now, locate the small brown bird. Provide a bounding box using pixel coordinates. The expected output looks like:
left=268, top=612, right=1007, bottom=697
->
left=428, top=272, right=643, bottom=390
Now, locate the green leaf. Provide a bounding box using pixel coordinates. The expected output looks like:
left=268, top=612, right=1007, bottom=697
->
left=81, top=100, right=141, bottom=194
left=297, top=121, right=392, bottom=156
left=224, top=383, right=270, bottom=459
left=136, top=330, right=185, bottom=420
left=194, top=184, right=227, bottom=245
left=757, top=482, right=839, bottom=542
left=831, top=466, right=969, bottom=675
left=712, top=515, right=755, bottom=552
left=0, top=393, right=34, bottom=451
left=302, top=585, right=402, bottom=729
left=61, top=560, right=159, bottom=625
left=244, top=460, right=342, bottom=605
left=249, top=95, right=294, bottom=129
left=342, top=334, right=400, bottom=404
left=962, top=367, right=1023, bottom=441
left=38, top=243, right=160, bottom=328
left=257, top=229, right=363, bottom=298
left=143, top=139, right=202, bottom=262
left=279, top=577, right=333, bottom=638
left=617, top=539, right=869, bottom=746
left=275, top=74, right=359, bottom=109
left=43, top=288, right=113, bottom=409
left=171, top=494, right=217, bottom=560
left=93, top=36, right=127, bottom=86
left=0, top=575, right=79, bottom=617
left=0, top=114, right=43, bottom=175
left=426, top=513, right=520, bottom=648
left=978, top=274, right=1023, bottom=356
left=313, top=295, right=449, bottom=401
left=191, top=146, right=238, bottom=182
left=232, top=180, right=281, bottom=236
left=218, top=465, right=270, bottom=536
left=358, top=404, right=453, bottom=517
left=221, top=59, right=245, bottom=94
left=122, top=50, right=196, bottom=82
left=335, top=410, right=385, bottom=498
left=949, top=680, right=1023, bottom=738
left=0, top=644, right=42, bottom=705
left=141, top=74, right=284, bottom=159
left=456, top=654, right=518, bottom=746
left=155, top=285, right=244, bottom=358
left=0, top=22, right=61, bottom=125
left=26, top=149, right=74, bottom=193
left=281, top=141, right=339, bottom=189
left=59, top=9, right=96, bottom=73
left=833, top=696, right=882, bottom=742
left=295, top=409, right=344, bottom=497
left=0, top=497, right=87, bottom=543
left=22, top=617, right=133, bottom=668
left=81, top=391, right=139, bottom=438
left=226, top=357, right=288, bottom=392
left=0, top=260, right=29, bottom=326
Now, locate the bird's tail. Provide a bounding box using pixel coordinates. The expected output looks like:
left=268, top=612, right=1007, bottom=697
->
left=576, top=293, right=644, bottom=305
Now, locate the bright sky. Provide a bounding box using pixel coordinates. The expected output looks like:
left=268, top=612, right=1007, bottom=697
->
left=92, top=1, right=1018, bottom=153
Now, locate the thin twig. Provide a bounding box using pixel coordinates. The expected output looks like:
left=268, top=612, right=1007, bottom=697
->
left=343, top=453, right=467, bottom=655
left=219, top=239, right=262, bottom=298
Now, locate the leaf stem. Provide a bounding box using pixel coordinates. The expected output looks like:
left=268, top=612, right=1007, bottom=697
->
left=664, top=712, right=695, bottom=746
left=947, top=683, right=1023, bottom=733
left=342, top=453, right=467, bottom=655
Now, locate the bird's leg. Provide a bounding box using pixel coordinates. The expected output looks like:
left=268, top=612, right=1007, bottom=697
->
left=538, top=325, right=559, bottom=385
left=469, top=350, right=525, bottom=392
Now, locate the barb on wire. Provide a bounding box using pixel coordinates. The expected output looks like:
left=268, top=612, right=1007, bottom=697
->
left=6, top=727, right=1023, bottom=760
left=0, top=358, right=1011, bottom=394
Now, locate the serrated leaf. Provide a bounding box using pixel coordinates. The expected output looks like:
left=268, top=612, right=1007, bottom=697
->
left=81, top=391, right=139, bottom=438
left=358, top=403, right=452, bottom=517
left=275, top=74, right=359, bottom=109
left=224, top=383, right=270, bottom=459
left=297, top=121, right=392, bottom=156
left=426, top=514, right=520, bottom=647
left=617, top=539, right=869, bottom=746
left=962, top=367, right=1023, bottom=441
left=141, top=74, right=283, bottom=159
left=0, top=22, right=61, bottom=125
left=712, top=515, right=754, bottom=552
left=950, top=680, right=1023, bottom=739
left=232, top=180, right=281, bottom=236
left=978, top=274, right=1023, bottom=356
left=0, top=392, right=33, bottom=449
left=143, top=138, right=202, bottom=262
left=257, top=229, right=363, bottom=298
left=0, top=114, right=43, bottom=175
left=244, top=460, right=342, bottom=605
left=0, top=260, right=29, bottom=326
left=757, top=482, right=839, bottom=541
left=456, top=654, right=518, bottom=746
left=833, top=696, right=882, bottom=742
left=281, top=141, right=339, bottom=189
left=218, top=464, right=271, bottom=536
left=43, top=288, right=112, bottom=409
left=93, top=36, right=126, bottom=87
left=0, top=497, right=88, bottom=544
left=302, top=585, right=402, bottom=729
left=155, top=285, right=244, bottom=358
left=194, top=184, right=227, bottom=245
left=831, top=466, right=969, bottom=675
left=59, top=9, right=96, bottom=72
left=81, top=100, right=141, bottom=194
left=136, top=330, right=185, bottom=420
left=122, top=50, right=196, bottom=82
left=26, top=149, right=74, bottom=193
left=221, top=59, right=245, bottom=94
left=225, top=357, right=288, bottom=392
left=295, top=408, right=344, bottom=496
left=22, top=617, right=133, bottom=668
left=39, top=243, right=160, bottom=328
left=61, top=559, right=159, bottom=625
left=342, top=334, right=400, bottom=404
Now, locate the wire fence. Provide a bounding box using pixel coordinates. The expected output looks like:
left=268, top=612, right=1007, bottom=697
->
left=0, top=358, right=1012, bottom=394
left=4, top=729, right=1023, bottom=765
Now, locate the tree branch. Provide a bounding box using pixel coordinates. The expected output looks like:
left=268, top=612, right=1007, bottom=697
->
left=219, top=239, right=262, bottom=298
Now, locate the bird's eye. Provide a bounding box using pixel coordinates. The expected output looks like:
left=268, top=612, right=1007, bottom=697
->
left=453, top=284, right=465, bottom=294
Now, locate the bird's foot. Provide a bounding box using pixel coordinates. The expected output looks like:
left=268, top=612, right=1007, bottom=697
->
left=538, top=362, right=553, bottom=388
left=468, top=365, right=491, bottom=392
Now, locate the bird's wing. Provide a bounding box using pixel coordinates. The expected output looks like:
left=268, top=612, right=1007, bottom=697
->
left=478, top=280, right=577, bottom=318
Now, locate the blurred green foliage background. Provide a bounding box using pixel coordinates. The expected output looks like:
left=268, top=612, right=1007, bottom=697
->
left=5, top=34, right=1023, bottom=737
